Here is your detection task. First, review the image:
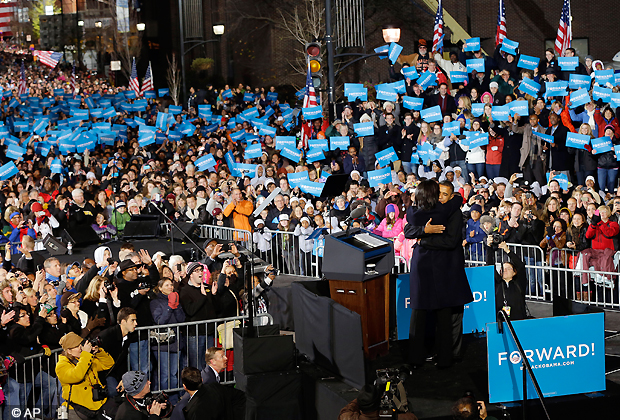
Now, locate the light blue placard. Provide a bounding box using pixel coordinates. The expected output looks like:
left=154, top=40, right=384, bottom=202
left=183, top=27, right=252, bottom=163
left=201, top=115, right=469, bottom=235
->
left=509, top=100, right=529, bottom=117
left=287, top=171, right=309, bottom=187
left=593, top=85, right=612, bottom=103
left=615, top=145, right=620, bottom=161
left=442, top=120, right=461, bottom=136
left=472, top=103, right=485, bottom=117
left=569, top=88, right=590, bottom=109
left=519, top=78, right=541, bottom=97
left=469, top=132, right=489, bottom=148
left=374, top=45, right=389, bottom=59
left=466, top=59, right=485, bottom=73
left=375, top=84, right=398, bottom=101
left=463, top=37, right=480, bottom=52
left=298, top=179, right=325, bottom=197
left=308, top=139, right=328, bottom=151
left=275, top=136, right=296, bottom=150
left=388, top=80, right=406, bottom=94
left=421, top=105, right=443, bottom=122
left=194, top=154, right=217, bottom=171
left=611, top=93, right=620, bottom=109
left=302, top=105, right=323, bottom=120
left=375, top=146, right=398, bottom=166
left=518, top=52, right=541, bottom=68
left=500, top=38, right=519, bottom=55
left=345, top=83, right=367, bottom=101
left=402, top=96, right=424, bottom=111
left=591, top=137, right=613, bottom=154
left=416, top=72, right=437, bottom=90
left=244, top=143, right=263, bottom=159
left=367, top=166, right=391, bottom=187
left=544, top=81, right=569, bottom=97
left=566, top=132, right=590, bottom=149
left=594, top=69, right=614, bottom=86
left=487, top=313, right=605, bottom=403
left=532, top=131, right=554, bottom=144
left=388, top=42, right=403, bottom=64
left=353, top=122, right=374, bottom=137
left=558, top=56, right=578, bottom=71
left=280, top=146, right=302, bottom=163
left=450, top=71, right=468, bottom=84
left=402, top=67, right=419, bottom=80
left=259, top=125, right=277, bottom=136
left=306, top=148, right=326, bottom=163
left=492, top=105, right=510, bottom=121
left=0, top=162, right=18, bottom=180
left=330, top=136, right=350, bottom=151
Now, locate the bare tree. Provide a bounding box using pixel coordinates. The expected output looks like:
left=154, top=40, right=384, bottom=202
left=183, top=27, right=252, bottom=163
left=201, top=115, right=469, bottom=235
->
left=166, top=54, right=181, bottom=106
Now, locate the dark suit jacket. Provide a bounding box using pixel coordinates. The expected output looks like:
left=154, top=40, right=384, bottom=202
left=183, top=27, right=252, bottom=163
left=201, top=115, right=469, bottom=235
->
left=546, top=123, right=572, bottom=171
left=183, top=383, right=246, bottom=420
left=201, top=366, right=218, bottom=385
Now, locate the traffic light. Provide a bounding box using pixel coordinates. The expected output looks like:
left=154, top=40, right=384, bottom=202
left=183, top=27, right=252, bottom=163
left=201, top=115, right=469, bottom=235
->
left=305, top=42, right=322, bottom=88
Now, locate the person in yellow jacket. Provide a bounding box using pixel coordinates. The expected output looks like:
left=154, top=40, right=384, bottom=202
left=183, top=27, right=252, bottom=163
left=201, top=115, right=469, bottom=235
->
left=223, top=188, right=253, bottom=235
left=55, top=332, right=115, bottom=420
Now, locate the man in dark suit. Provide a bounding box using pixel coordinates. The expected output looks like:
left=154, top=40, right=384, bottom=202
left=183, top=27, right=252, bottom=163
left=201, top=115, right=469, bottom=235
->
left=546, top=112, right=572, bottom=180
left=430, top=83, right=457, bottom=117
left=201, top=347, right=228, bottom=384
left=181, top=367, right=246, bottom=420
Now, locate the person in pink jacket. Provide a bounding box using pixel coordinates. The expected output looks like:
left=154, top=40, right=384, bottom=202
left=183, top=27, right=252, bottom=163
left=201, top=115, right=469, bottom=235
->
left=373, top=204, right=404, bottom=246
left=394, top=219, right=416, bottom=264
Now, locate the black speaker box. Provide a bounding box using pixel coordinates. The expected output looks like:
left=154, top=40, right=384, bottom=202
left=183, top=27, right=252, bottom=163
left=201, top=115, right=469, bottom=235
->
left=43, top=234, right=67, bottom=256
left=62, top=227, right=101, bottom=247
left=235, top=370, right=303, bottom=420
left=123, top=220, right=160, bottom=239
left=170, top=222, right=199, bottom=242
left=233, top=329, right=295, bottom=376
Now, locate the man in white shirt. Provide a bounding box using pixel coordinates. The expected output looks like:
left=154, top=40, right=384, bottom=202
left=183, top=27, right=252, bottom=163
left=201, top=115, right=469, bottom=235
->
left=202, top=347, right=228, bottom=384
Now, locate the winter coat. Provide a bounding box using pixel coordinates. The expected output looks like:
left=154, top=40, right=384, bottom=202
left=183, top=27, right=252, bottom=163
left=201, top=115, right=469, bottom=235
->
left=150, top=293, right=186, bottom=352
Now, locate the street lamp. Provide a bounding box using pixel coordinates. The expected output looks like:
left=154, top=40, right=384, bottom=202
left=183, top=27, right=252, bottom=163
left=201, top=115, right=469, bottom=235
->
left=77, top=20, right=84, bottom=27
left=95, top=21, right=103, bottom=73
left=212, top=23, right=225, bottom=36
left=95, top=21, right=102, bottom=28
left=136, top=23, right=145, bottom=32
left=382, top=25, right=401, bottom=43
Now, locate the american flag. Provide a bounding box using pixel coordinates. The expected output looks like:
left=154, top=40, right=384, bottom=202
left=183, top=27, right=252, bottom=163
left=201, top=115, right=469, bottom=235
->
left=554, top=0, right=572, bottom=56
left=300, top=61, right=317, bottom=149
left=33, top=50, right=62, bottom=68
left=17, top=61, right=27, bottom=95
left=128, top=57, right=140, bottom=96
left=70, top=65, right=77, bottom=96
left=432, top=0, right=444, bottom=53
left=140, top=61, right=153, bottom=96
left=495, top=0, right=507, bottom=47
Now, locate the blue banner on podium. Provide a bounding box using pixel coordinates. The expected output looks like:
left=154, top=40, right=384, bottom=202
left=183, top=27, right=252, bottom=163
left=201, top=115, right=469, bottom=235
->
left=487, top=313, right=605, bottom=403
left=395, top=265, right=496, bottom=339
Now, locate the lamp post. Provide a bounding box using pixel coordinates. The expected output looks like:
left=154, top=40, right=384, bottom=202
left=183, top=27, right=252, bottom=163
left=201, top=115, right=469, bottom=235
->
left=212, top=23, right=225, bottom=83
left=137, top=22, right=146, bottom=32
left=95, top=21, right=102, bottom=73
left=77, top=19, right=84, bottom=66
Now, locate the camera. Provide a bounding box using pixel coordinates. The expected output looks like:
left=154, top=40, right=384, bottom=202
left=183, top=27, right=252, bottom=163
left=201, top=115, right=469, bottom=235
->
left=491, top=233, right=502, bottom=245
left=525, top=192, right=532, bottom=199
left=92, top=384, right=108, bottom=402
left=104, top=280, right=117, bottom=292
left=88, top=336, right=103, bottom=348
left=376, top=368, right=409, bottom=418
left=145, top=392, right=172, bottom=417
left=138, top=282, right=150, bottom=290
left=525, top=212, right=534, bottom=222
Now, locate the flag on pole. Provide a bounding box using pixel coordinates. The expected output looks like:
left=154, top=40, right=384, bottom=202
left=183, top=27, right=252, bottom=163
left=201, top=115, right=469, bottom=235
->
left=432, top=0, right=444, bottom=53
left=140, top=61, right=153, bottom=96
left=554, top=0, right=572, bottom=56
left=18, top=61, right=27, bottom=95
left=33, top=50, right=62, bottom=68
left=495, top=0, right=507, bottom=47
left=128, top=57, right=140, bottom=96
left=300, top=61, right=318, bottom=150
left=70, top=65, right=77, bottom=96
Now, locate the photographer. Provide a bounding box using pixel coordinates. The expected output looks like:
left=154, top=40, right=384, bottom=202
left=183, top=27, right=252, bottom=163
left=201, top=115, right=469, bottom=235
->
left=452, top=396, right=498, bottom=420
left=55, top=332, right=115, bottom=420
left=115, top=371, right=168, bottom=420
left=81, top=275, right=121, bottom=334
left=338, top=384, right=417, bottom=420
left=485, top=238, right=528, bottom=321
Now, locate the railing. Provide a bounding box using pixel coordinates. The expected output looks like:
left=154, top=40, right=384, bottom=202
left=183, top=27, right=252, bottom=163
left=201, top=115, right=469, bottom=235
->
left=497, top=310, right=551, bottom=420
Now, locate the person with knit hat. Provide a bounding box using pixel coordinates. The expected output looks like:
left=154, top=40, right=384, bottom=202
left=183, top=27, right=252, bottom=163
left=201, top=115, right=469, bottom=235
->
left=30, top=201, right=59, bottom=239
left=115, top=370, right=168, bottom=420
left=55, top=332, right=114, bottom=418
left=110, top=200, right=131, bottom=236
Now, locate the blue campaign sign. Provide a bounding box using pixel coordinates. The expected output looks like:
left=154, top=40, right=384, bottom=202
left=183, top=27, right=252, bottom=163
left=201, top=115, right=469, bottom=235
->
left=472, top=103, right=485, bottom=117
left=266, top=92, right=278, bottom=102
left=244, top=143, right=263, bottom=159
left=591, top=137, right=613, bottom=154
left=402, top=66, right=419, bottom=80
left=287, top=171, right=309, bottom=188
left=375, top=84, right=398, bottom=101
left=354, top=122, right=374, bottom=137
left=388, top=42, right=403, bottom=64
left=302, top=105, right=323, bottom=120
left=466, top=59, right=485, bottom=73
left=308, top=139, right=328, bottom=151
left=222, top=89, right=233, bottom=99
left=306, top=148, right=326, bottom=163
left=450, top=71, right=469, bottom=84
left=558, top=56, right=578, bottom=71
left=368, top=166, right=391, bottom=187
left=518, top=78, right=541, bottom=97
left=594, top=69, right=614, bottom=86
left=570, top=88, right=590, bottom=109
left=566, top=132, right=591, bottom=149
left=491, top=105, right=510, bottom=121
left=544, top=81, right=569, bottom=97
left=402, top=96, right=424, bottom=110
left=344, top=83, right=367, bottom=101
left=243, top=92, right=255, bottom=102
left=280, top=146, right=302, bottom=163
left=330, top=136, right=350, bottom=151
left=593, top=85, right=612, bottom=103
left=0, top=161, right=18, bottom=180
left=259, top=125, right=277, bottom=136
left=615, top=145, right=620, bottom=161
left=5, top=144, right=25, bottom=160
left=168, top=105, right=182, bottom=115
left=375, top=146, right=398, bottom=166
left=156, top=112, right=169, bottom=130
left=416, top=72, right=437, bottom=90
left=487, top=313, right=605, bottom=403
left=388, top=80, right=406, bottom=94
left=229, top=130, right=245, bottom=141
left=509, top=100, right=529, bottom=117
left=298, top=179, right=325, bottom=197
left=500, top=38, right=519, bottom=55
left=463, top=37, right=480, bottom=52
left=275, top=136, right=296, bottom=150
left=469, top=132, right=490, bottom=148
left=198, top=105, right=212, bottom=119
left=420, top=105, right=443, bottom=122
left=50, top=158, right=63, bottom=173
left=374, top=44, right=389, bottom=59
left=242, top=107, right=259, bottom=119
left=442, top=120, right=461, bottom=136
left=611, top=93, right=620, bottom=109
left=194, top=154, right=217, bottom=171
left=395, top=266, right=497, bottom=340
left=533, top=131, right=554, bottom=144
left=138, top=132, right=156, bottom=147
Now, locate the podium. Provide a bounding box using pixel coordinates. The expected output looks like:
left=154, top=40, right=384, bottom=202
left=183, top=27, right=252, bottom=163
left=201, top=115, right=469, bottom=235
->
left=323, top=228, right=394, bottom=359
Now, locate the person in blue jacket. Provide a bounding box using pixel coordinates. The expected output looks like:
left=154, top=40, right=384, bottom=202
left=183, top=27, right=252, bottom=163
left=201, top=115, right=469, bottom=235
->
left=463, top=204, right=487, bottom=261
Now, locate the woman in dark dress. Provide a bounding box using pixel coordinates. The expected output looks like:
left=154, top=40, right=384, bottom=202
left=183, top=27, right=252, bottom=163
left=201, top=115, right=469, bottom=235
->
left=404, top=180, right=473, bottom=368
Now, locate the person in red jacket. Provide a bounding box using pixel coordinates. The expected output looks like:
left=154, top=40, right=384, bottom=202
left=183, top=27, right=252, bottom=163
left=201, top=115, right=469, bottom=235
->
left=485, top=127, right=504, bottom=179
left=581, top=205, right=619, bottom=301
left=594, top=106, right=620, bottom=139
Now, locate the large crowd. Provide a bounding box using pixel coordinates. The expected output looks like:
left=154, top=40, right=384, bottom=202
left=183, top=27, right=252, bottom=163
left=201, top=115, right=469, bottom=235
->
left=0, top=36, right=617, bottom=419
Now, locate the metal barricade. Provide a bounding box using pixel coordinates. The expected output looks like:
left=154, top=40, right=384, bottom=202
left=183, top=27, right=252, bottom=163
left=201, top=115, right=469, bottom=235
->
left=393, top=255, right=409, bottom=275
left=132, top=313, right=273, bottom=392
left=198, top=225, right=252, bottom=249
left=3, top=349, right=61, bottom=420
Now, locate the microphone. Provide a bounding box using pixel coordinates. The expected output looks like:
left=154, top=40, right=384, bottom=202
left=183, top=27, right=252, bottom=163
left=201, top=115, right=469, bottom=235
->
left=346, top=205, right=367, bottom=222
